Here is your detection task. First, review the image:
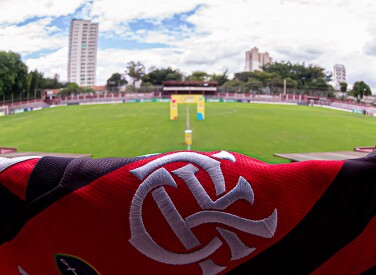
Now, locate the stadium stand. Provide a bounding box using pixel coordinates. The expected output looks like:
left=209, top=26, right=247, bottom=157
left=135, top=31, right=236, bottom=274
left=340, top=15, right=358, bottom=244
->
left=2, top=92, right=376, bottom=117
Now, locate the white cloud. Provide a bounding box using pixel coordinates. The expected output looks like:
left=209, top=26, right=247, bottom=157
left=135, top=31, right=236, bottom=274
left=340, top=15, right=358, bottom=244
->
left=172, top=0, right=376, bottom=87
left=0, top=18, right=65, bottom=55
left=25, top=47, right=68, bottom=79
left=97, top=47, right=188, bottom=84
left=25, top=47, right=183, bottom=84
left=7, top=0, right=376, bottom=90
left=364, top=38, right=376, bottom=56
left=89, top=0, right=202, bottom=31
left=0, top=0, right=86, bottom=24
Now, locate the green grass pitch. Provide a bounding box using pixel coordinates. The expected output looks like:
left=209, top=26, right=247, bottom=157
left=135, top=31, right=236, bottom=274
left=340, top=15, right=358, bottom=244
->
left=0, top=102, right=375, bottom=163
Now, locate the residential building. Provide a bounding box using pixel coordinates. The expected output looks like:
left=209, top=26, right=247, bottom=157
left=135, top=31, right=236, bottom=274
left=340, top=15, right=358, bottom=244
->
left=92, top=85, right=108, bottom=94
left=244, top=47, right=272, bottom=72
left=68, top=19, right=98, bottom=87
left=333, top=64, right=346, bottom=90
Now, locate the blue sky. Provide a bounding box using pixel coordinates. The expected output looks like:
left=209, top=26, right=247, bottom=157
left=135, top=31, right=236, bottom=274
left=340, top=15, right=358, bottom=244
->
left=1, top=0, right=376, bottom=89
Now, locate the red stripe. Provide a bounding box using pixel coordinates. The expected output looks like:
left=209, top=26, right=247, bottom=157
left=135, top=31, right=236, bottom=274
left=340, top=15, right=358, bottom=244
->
left=0, top=159, right=40, bottom=200
left=0, top=152, right=345, bottom=274
left=313, top=216, right=376, bottom=275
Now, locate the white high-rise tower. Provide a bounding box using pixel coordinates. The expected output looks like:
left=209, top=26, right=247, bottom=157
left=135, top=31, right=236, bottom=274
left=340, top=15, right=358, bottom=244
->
left=68, top=19, right=98, bottom=87
left=244, top=47, right=272, bottom=72
left=333, top=64, right=346, bottom=91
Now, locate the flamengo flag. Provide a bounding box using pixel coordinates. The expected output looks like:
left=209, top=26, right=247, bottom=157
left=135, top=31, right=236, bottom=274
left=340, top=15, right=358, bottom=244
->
left=0, top=151, right=375, bottom=274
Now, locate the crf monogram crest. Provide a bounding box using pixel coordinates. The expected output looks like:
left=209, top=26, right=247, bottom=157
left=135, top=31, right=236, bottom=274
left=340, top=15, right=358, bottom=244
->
left=129, top=151, right=278, bottom=275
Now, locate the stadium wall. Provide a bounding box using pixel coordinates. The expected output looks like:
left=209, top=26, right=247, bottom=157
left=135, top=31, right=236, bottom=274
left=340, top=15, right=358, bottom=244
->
left=1, top=93, right=376, bottom=117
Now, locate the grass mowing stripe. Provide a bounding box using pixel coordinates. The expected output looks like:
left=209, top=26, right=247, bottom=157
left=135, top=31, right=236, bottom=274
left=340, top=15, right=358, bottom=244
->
left=1, top=102, right=376, bottom=163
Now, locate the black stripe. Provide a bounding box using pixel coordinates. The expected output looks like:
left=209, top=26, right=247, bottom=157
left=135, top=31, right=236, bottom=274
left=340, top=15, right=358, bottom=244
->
left=26, top=157, right=73, bottom=204
left=229, top=156, right=376, bottom=274
left=0, top=156, right=145, bottom=245
left=365, top=150, right=376, bottom=158
left=361, top=265, right=376, bottom=274
left=57, top=157, right=142, bottom=191
left=0, top=184, right=25, bottom=244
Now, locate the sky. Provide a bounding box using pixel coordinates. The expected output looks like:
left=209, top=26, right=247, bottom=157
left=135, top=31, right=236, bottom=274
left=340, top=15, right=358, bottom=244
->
left=1, top=0, right=376, bottom=89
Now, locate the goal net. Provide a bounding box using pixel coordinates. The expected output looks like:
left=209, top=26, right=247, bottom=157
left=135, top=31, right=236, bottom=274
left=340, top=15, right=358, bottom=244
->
left=0, top=106, right=9, bottom=117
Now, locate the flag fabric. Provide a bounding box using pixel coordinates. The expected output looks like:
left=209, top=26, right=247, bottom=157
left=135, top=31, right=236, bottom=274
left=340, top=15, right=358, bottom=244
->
left=0, top=151, right=375, bottom=274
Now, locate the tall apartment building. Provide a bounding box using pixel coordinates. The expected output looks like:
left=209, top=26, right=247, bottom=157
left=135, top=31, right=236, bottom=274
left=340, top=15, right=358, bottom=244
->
left=333, top=64, right=346, bottom=90
left=68, top=19, right=98, bottom=87
left=244, top=47, right=272, bottom=72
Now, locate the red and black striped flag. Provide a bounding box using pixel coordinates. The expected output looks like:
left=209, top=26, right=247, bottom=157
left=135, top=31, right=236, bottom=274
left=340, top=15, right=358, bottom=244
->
left=0, top=151, right=375, bottom=274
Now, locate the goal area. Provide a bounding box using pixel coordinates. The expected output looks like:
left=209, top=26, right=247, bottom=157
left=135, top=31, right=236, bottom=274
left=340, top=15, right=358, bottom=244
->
left=0, top=106, right=9, bottom=117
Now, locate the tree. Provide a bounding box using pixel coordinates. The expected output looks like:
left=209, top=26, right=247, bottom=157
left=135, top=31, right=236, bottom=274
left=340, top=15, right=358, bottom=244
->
left=141, top=81, right=154, bottom=88
left=186, top=71, right=210, bottom=81
left=324, top=71, right=333, bottom=83
left=28, top=70, right=44, bottom=93
left=262, top=61, right=292, bottom=79
left=142, top=67, right=183, bottom=85
left=222, top=79, right=243, bottom=87
left=60, top=82, right=83, bottom=96
left=82, top=87, right=95, bottom=94
left=234, top=71, right=281, bottom=92
left=210, top=69, right=229, bottom=86
left=250, top=71, right=279, bottom=88
left=340, top=82, right=348, bottom=93
left=165, top=70, right=183, bottom=82
left=0, top=51, right=29, bottom=100
left=352, top=81, right=372, bottom=102
left=273, top=77, right=298, bottom=89
left=40, top=77, right=63, bottom=89
left=263, top=61, right=331, bottom=91
left=27, top=69, right=63, bottom=101
left=106, top=73, right=127, bottom=92
left=42, top=75, right=59, bottom=89
left=126, top=61, right=145, bottom=85
left=221, top=79, right=244, bottom=92
left=309, top=78, right=329, bottom=91
left=243, top=78, right=263, bottom=91
left=12, top=59, right=30, bottom=95
left=234, top=71, right=252, bottom=82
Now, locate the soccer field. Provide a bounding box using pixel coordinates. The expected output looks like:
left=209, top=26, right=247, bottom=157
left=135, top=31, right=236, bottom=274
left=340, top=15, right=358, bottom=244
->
left=0, top=102, right=375, bottom=163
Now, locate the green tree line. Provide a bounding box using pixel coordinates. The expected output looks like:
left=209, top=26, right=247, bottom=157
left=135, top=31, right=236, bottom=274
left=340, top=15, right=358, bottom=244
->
left=1, top=51, right=372, bottom=100
left=109, top=60, right=344, bottom=95
left=0, top=51, right=64, bottom=101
